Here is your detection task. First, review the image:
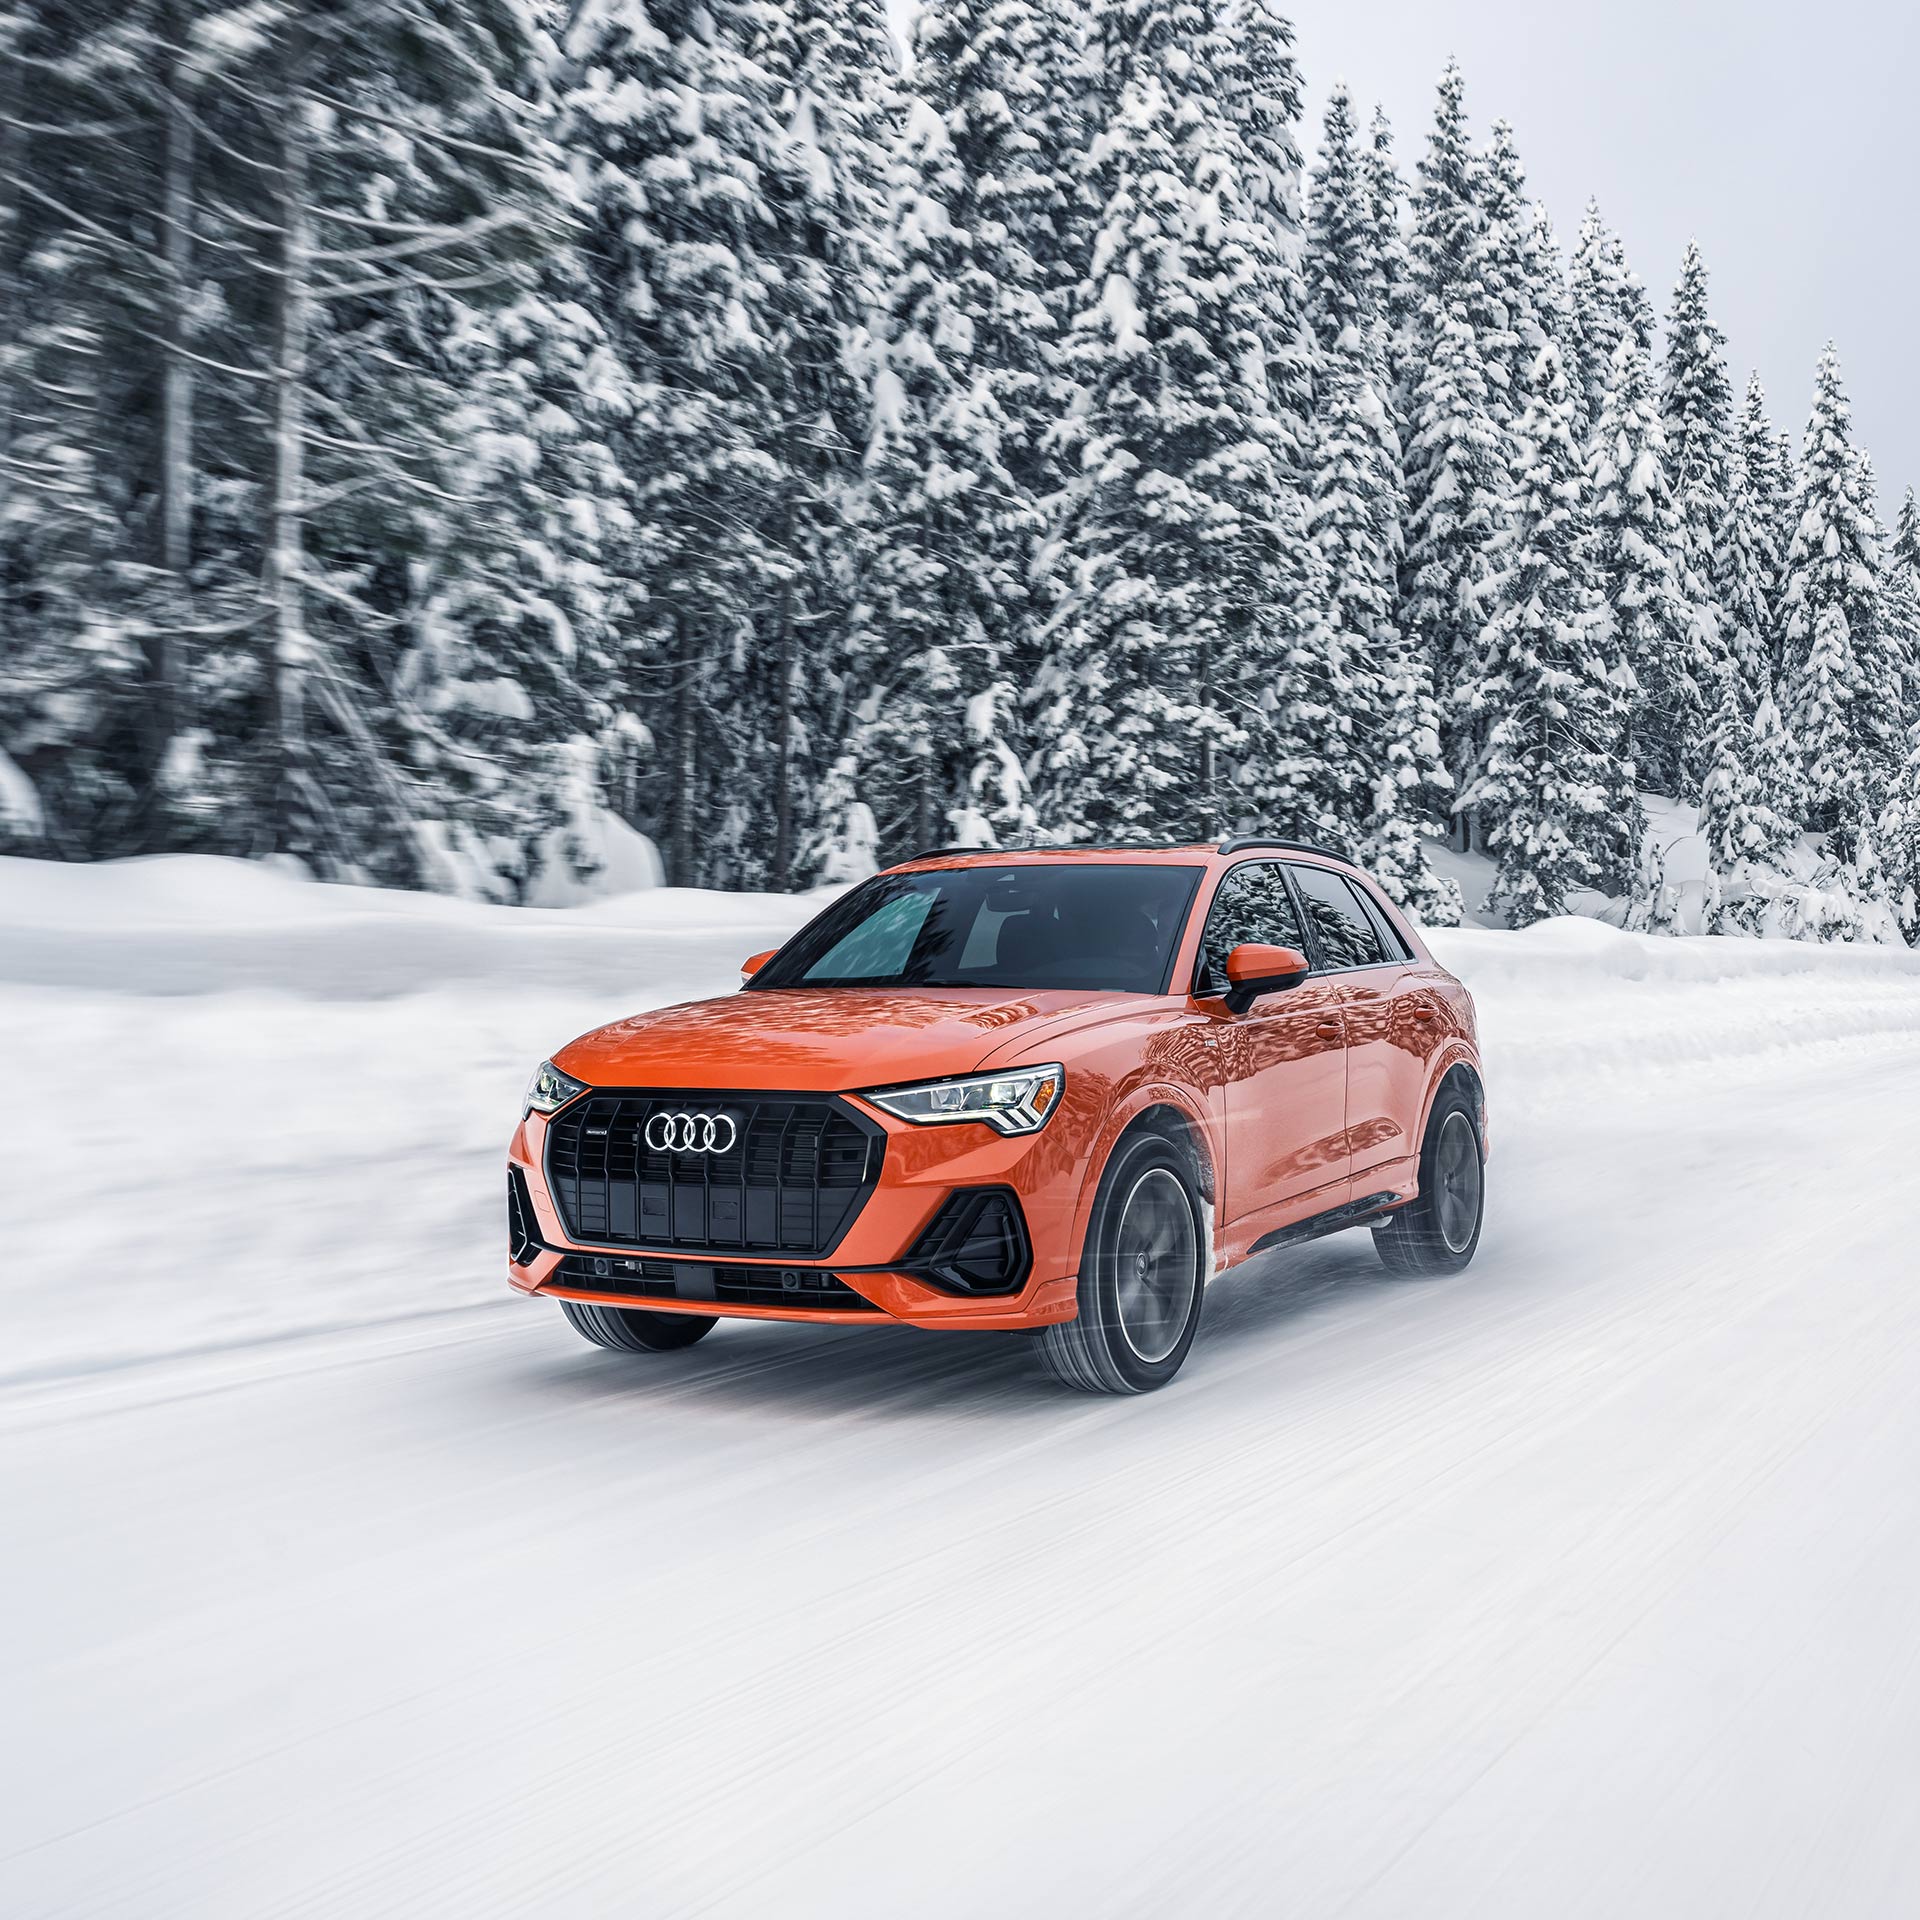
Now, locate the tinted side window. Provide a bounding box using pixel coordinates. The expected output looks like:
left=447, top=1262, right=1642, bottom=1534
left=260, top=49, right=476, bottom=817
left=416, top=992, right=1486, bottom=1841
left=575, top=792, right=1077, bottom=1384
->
left=1197, top=863, right=1307, bottom=990
left=1289, top=864, right=1388, bottom=969
left=1344, top=878, right=1414, bottom=961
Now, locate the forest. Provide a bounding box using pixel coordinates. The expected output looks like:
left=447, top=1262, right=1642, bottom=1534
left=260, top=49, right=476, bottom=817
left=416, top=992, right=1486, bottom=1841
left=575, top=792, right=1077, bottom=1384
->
left=3, top=0, right=1918, bottom=938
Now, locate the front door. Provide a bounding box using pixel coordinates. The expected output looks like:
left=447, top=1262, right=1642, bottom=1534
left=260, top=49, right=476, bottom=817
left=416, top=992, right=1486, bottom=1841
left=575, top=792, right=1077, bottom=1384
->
left=1194, top=862, right=1351, bottom=1229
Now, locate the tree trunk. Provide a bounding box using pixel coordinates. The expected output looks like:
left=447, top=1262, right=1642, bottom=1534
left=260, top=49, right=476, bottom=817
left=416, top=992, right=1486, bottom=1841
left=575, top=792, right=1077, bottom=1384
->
left=1196, top=638, right=1216, bottom=836
left=770, top=579, right=795, bottom=889
left=668, top=609, right=694, bottom=886
left=265, top=46, right=313, bottom=856
left=142, top=45, right=196, bottom=849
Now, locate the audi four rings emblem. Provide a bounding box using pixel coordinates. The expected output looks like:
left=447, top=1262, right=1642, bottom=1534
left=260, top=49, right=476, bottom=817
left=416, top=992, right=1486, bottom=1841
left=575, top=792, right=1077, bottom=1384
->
left=644, top=1110, right=740, bottom=1155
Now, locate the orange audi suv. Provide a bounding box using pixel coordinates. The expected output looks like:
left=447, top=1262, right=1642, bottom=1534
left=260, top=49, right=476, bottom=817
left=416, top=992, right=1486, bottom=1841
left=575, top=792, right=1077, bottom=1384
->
left=507, top=841, right=1486, bottom=1392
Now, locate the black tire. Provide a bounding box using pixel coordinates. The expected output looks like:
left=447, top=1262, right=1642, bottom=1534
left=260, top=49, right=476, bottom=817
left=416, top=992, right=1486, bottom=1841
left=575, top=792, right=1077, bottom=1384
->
left=559, top=1299, right=719, bottom=1353
left=1373, top=1079, right=1484, bottom=1277
left=1037, top=1128, right=1207, bottom=1394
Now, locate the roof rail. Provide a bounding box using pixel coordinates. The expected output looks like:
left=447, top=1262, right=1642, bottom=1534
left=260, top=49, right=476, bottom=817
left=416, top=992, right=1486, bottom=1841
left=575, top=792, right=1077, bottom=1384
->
left=1216, top=835, right=1353, bottom=862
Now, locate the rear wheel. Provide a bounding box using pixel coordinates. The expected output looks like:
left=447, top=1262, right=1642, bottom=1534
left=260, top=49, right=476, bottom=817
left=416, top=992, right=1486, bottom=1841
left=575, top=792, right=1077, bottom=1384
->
left=559, top=1299, right=718, bottom=1353
left=1373, top=1081, right=1484, bottom=1276
left=1037, top=1130, right=1206, bottom=1393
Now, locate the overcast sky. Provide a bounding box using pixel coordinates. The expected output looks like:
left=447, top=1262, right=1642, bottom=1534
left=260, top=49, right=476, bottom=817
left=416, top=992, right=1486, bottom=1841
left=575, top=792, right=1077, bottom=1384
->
left=887, top=0, right=1918, bottom=503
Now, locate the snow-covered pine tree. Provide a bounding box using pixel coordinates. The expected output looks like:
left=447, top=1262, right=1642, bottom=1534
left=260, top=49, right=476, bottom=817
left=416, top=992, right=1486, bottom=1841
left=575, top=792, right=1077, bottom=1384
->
left=1698, top=679, right=1802, bottom=934
left=1207, top=0, right=1315, bottom=454
left=1457, top=337, right=1624, bottom=925
left=751, top=0, right=900, bottom=885
left=1660, top=243, right=1737, bottom=759
left=852, top=0, right=1092, bottom=860
left=1363, top=107, right=1420, bottom=409
left=1854, top=456, right=1911, bottom=781
left=1034, top=0, right=1318, bottom=844
left=1779, top=347, right=1884, bottom=846
left=1468, top=120, right=1543, bottom=433
left=1733, top=371, right=1791, bottom=685
left=0, top=0, right=204, bottom=858
left=1301, top=84, right=1458, bottom=921
left=1589, top=337, right=1706, bottom=814
left=1878, top=718, right=1920, bottom=944
left=1404, top=59, right=1481, bottom=384
left=1885, top=487, right=1920, bottom=723
left=1564, top=201, right=1652, bottom=440
left=1401, top=300, right=1509, bottom=827
left=561, top=0, right=806, bottom=886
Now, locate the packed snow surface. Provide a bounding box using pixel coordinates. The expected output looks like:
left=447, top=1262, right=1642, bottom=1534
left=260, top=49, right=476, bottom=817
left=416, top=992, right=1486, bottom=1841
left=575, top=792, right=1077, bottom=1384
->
left=5, top=855, right=1920, bottom=1915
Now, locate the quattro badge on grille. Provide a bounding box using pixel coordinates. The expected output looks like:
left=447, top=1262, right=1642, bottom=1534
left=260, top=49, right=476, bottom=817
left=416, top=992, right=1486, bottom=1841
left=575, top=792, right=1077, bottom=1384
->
left=643, top=1110, right=741, bottom=1155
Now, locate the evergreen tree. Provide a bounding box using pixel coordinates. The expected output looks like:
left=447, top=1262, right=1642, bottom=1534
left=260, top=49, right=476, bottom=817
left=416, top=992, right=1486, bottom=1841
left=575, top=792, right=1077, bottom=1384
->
left=752, top=0, right=900, bottom=885
left=1468, top=119, right=1541, bottom=431
left=1885, top=487, right=1920, bottom=721
left=1733, top=372, right=1791, bottom=684
left=1589, top=338, right=1706, bottom=806
left=1401, top=301, right=1508, bottom=814
left=1878, top=719, right=1920, bottom=944
left=1779, top=347, right=1884, bottom=843
left=853, top=0, right=1082, bottom=857
left=1458, top=339, right=1622, bottom=925
left=1034, top=0, right=1316, bottom=843
left=1662, top=245, right=1735, bottom=560
left=1364, top=106, right=1419, bottom=406
left=1699, top=681, right=1803, bottom=934
left=1565, top=201, right=1651, bottom=438
left=1302, top=83, right=1456, bottom=919
left=1404, top=59, right=1480, bottom=377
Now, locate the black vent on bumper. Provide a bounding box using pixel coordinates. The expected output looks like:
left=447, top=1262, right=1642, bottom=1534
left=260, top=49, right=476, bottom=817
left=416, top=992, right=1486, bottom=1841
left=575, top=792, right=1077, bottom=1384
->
left=546, top=1254, right=879, bottom=1313
left=548, top=1253, right=680, bottom=1299
left=544, top=1092, right=885, bottom=1257
left=903, top=1187, right=1031, bottom=1295
left=712, top=1268, right=877, bottom=1311
left=508, top=1167, right=545, bottom=1267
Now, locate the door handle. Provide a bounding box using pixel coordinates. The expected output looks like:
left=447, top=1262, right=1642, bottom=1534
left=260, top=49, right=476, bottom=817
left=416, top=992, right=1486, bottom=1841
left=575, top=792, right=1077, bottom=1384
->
left=1314, top=1021, right=1341, bottom=1041
left=1411, top=1006, right=1436, bottom=1023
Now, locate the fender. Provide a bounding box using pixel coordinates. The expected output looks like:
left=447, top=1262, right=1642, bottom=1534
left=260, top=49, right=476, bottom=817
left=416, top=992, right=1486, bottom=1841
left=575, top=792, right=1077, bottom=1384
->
left=1063, top=1075, right=1221, bottom=1281
left=1414, top=1042, right=1489, bottom=1163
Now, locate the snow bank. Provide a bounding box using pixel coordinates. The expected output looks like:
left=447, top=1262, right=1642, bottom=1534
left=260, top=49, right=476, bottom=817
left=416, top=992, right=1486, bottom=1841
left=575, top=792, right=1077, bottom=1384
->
left=3, top=854, right=1918, bottom=1385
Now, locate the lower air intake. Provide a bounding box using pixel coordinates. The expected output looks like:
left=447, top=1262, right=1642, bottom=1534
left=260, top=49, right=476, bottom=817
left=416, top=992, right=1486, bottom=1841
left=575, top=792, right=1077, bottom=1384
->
left=904, top=1187, right=1032, bottom=1295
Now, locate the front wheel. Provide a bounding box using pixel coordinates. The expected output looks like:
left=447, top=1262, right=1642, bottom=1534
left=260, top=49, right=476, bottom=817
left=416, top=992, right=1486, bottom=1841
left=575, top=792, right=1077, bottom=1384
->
left=1037, top=1130, right=1207, bottom=1393
left=560, top=1299, right=718, bottom=1353
left=1373, top=1081, right=1484, bottom=1276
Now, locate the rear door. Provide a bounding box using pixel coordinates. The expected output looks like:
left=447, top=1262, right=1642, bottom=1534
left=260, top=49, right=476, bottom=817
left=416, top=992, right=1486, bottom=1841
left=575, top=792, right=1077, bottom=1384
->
left=1195, top=862, right=1350, bottom=1228
left=1286, top=863, right=1423, bottom=1186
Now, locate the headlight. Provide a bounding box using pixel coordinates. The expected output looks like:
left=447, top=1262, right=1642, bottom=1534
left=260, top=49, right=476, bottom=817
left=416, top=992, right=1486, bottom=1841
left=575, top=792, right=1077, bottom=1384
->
left=864, top=1064, right=1064, bottom=1135
left=525, top=1059, right=586, bottom=1116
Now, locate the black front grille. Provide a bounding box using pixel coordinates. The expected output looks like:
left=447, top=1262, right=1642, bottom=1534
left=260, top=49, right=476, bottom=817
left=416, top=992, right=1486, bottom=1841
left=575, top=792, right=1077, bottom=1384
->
left=545, top=1091, right=884, bottom=1257
left=545, top=1253, right=879, bottom=1313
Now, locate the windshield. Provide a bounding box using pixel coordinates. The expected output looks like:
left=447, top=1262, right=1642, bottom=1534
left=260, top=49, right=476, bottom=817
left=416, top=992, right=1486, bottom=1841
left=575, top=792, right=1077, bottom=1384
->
left=750, top=863, right=1204, bottom=994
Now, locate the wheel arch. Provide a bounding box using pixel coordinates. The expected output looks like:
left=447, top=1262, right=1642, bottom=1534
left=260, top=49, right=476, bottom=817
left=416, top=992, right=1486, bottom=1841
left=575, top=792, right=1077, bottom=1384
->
left=1067, top=1087, right=1218, bottom=1280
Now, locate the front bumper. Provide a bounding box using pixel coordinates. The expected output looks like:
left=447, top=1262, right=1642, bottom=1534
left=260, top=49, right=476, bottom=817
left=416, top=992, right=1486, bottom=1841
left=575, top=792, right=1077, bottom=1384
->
left=506, top=1093, right=1085, bottom=1331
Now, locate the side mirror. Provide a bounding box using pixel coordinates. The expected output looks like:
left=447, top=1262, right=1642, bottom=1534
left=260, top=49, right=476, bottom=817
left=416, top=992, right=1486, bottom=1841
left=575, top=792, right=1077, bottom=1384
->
left=1222, top=943, right=1309, bottom=1015
left=741, top=949, right=776, bottom=979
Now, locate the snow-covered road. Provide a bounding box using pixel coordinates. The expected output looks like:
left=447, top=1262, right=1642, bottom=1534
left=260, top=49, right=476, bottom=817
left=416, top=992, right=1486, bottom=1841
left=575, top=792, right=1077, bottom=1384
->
left=6, top=858, right=1920, bottom=1916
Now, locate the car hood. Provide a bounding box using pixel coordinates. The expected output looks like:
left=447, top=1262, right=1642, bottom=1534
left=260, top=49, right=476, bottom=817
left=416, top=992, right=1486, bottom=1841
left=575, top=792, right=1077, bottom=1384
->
left=554, top=987, right=1140, bottom=1093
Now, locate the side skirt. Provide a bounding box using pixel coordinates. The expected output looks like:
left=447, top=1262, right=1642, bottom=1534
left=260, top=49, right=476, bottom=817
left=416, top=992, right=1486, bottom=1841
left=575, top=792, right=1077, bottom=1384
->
left=1248, top=1191, right=1403, bottom=1258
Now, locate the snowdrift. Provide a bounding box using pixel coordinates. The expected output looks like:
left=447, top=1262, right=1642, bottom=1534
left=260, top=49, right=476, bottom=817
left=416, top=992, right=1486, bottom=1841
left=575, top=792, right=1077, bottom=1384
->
left=5, top=853, right=1919, bottom=1384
